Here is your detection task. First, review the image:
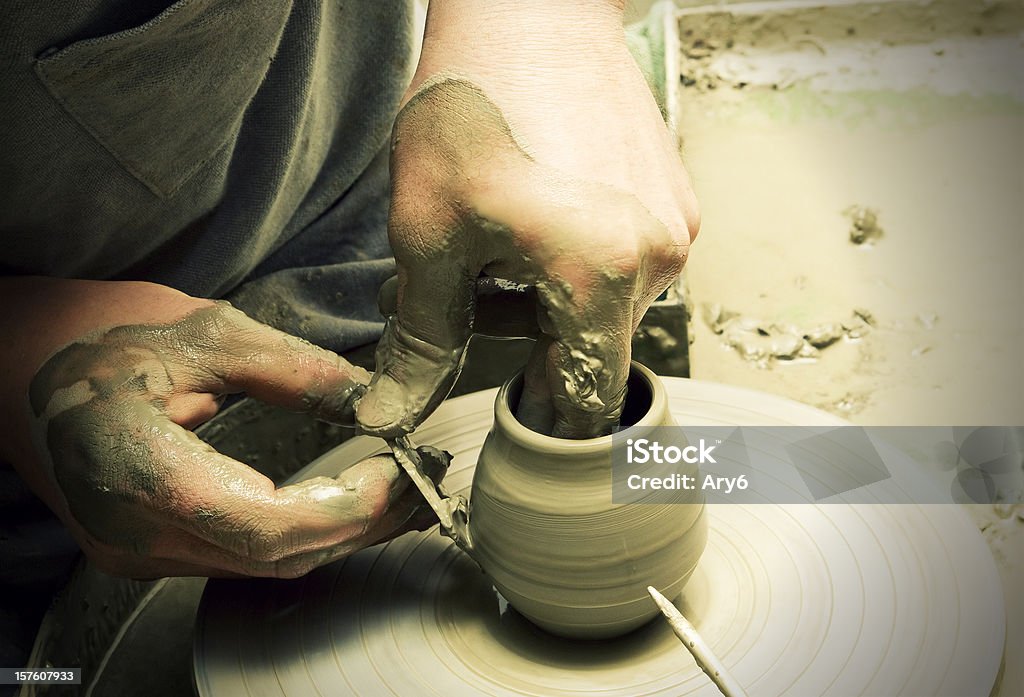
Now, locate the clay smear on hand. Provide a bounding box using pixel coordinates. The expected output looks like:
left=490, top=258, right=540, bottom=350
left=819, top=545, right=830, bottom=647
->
left=28, top=302, right=444, bottom=578
left=361, top=76, right=680, bottom=440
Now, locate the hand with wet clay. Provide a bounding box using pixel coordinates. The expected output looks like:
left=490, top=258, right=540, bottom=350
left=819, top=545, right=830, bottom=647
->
left=357, top=0, right=700, bottom=439
left=0, top=278, right=448, bottom=579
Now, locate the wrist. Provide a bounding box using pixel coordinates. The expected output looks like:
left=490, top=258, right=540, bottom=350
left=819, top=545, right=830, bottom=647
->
left=414, top=0, right=628, bottom=95
left=423, top=0, right=625, bottom=35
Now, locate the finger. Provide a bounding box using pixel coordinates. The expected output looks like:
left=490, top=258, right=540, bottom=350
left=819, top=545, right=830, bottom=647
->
left=286, top=446, right=450, bottom=555
left=148, top=416, right=452, bottom=565
left=303, top=446, right=451, bottom=552
left=150, top=447, right=450, bottom=578
left=30, top=302, right=370, bottom=427
left=356, top=259, right=474, bottom=437
left=164, top=391, right=222, bottom=430
left=143, top=486, right=437, bottom=579
left=128, top=410, right=405, bottom=556
left=159, top=302, right=371, bottom=425
left=67, top=394, right=451, bottom=578
left=348, top=444, right=451, bottom=543
left=47, top=397, right=411, bottom=571
left=184, top=453, right=409, bottom=559
left=539, top=277, right=635, bottom=439
left=468, top=171, right=658, bottom=438
left=490, top=165, right=686, bottom=437
left=359, top=77, right=534, bottom=437
left=515, top=335, right=555, bottom=435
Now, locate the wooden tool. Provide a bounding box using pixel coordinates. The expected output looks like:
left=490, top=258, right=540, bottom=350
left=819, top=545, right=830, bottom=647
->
left=647, top=585, right=749, bottom=697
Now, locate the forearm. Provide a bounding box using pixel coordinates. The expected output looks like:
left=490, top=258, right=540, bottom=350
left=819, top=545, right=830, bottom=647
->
left=410, top=0, right=657, bottom=205
left=414, top=0, right=628, bottom=90
left=422, top=0, right=625, bottom=40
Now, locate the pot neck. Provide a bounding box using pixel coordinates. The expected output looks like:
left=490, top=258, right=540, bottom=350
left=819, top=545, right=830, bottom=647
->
left=493, top=361, right=668, bottom=457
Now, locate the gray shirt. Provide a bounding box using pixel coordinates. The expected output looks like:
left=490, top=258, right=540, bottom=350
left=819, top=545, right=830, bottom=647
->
left=1, top=0, right=416, bottom=349
left=0, top=0, right=415, bottom=670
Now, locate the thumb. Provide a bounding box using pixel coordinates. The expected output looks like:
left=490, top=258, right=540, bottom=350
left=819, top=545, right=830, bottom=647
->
left=356, top=314, right=468, bottom=438
left=356, top=259, right=474, bottom=437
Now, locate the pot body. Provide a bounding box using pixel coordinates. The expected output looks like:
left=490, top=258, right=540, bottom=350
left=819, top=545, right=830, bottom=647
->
left=467, top=362, right=707, bottom=639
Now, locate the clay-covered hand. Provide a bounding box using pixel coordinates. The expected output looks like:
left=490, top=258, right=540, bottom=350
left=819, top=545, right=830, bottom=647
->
left=6, top=280, right=447, bottom=579
left=357, top=0, right=700, bottom=439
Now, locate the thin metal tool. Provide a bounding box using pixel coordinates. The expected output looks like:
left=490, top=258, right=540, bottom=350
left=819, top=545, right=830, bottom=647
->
left=386, top=436, right=473, bottom=552
left=388, top=436, right=453, bottom=528
left=647, top=586, right=749, bottom=697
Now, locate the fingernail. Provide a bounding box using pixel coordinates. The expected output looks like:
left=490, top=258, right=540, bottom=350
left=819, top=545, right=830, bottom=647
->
left=312, top=381, right=367, bottom=426
left=356, top=374, right=411, bottom=436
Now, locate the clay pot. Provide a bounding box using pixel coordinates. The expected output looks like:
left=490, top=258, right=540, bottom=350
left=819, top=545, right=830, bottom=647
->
left=466, top=362, right=707, bottom=639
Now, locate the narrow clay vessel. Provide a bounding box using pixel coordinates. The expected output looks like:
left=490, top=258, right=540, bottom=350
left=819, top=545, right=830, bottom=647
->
left=467, top=362, right=707, bottom=639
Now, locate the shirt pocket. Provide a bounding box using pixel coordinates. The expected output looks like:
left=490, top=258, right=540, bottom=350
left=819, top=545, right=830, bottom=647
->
left=34, top=0, right=291, bottom=198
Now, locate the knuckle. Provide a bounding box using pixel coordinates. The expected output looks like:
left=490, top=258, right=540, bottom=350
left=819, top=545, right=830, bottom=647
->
left=605, top=242, right=644, bottom=278
left=662, top=239, right=690, bottom=277
left=243, top=524, right=289, bottom=563
left=191, top=301, right=260, bottom=363
left=645, top=219, right=691, bottom=279
left=388, top=200, right=455, bottom=263
left=205, top=299, right=248, bottom=333
left=578, top=234, right=643, bottom=282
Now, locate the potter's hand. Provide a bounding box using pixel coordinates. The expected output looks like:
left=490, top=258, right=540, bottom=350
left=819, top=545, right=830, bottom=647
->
left=357, top=0, right=700, bottom=439
left=1, top=278, right=447, bottom=578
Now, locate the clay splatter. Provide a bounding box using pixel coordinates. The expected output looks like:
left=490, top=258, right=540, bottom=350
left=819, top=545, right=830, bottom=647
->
left=703, top=303, right=873, bottom=368
left=844, top=204, right=884, bottom=245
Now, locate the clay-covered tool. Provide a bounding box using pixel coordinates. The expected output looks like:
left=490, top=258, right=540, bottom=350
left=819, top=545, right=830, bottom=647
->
left=647, top=585, right=749, bottom=697
left=386, top=436, right=473, bottom=552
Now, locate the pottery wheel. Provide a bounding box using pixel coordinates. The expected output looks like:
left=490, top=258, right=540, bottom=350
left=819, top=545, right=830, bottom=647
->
left=195, top=379, right=1004, bottom=696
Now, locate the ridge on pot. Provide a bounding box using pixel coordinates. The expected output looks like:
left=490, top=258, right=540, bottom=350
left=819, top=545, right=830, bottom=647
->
left=465, top=361, right=707, bottom=639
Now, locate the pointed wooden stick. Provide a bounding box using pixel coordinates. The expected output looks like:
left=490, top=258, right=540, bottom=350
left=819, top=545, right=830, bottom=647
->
left=647, top=586, right=749, bottom=697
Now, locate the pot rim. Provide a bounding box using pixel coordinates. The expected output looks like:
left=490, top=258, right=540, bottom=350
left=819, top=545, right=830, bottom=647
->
left=493, top=360, right=668, bottom=455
